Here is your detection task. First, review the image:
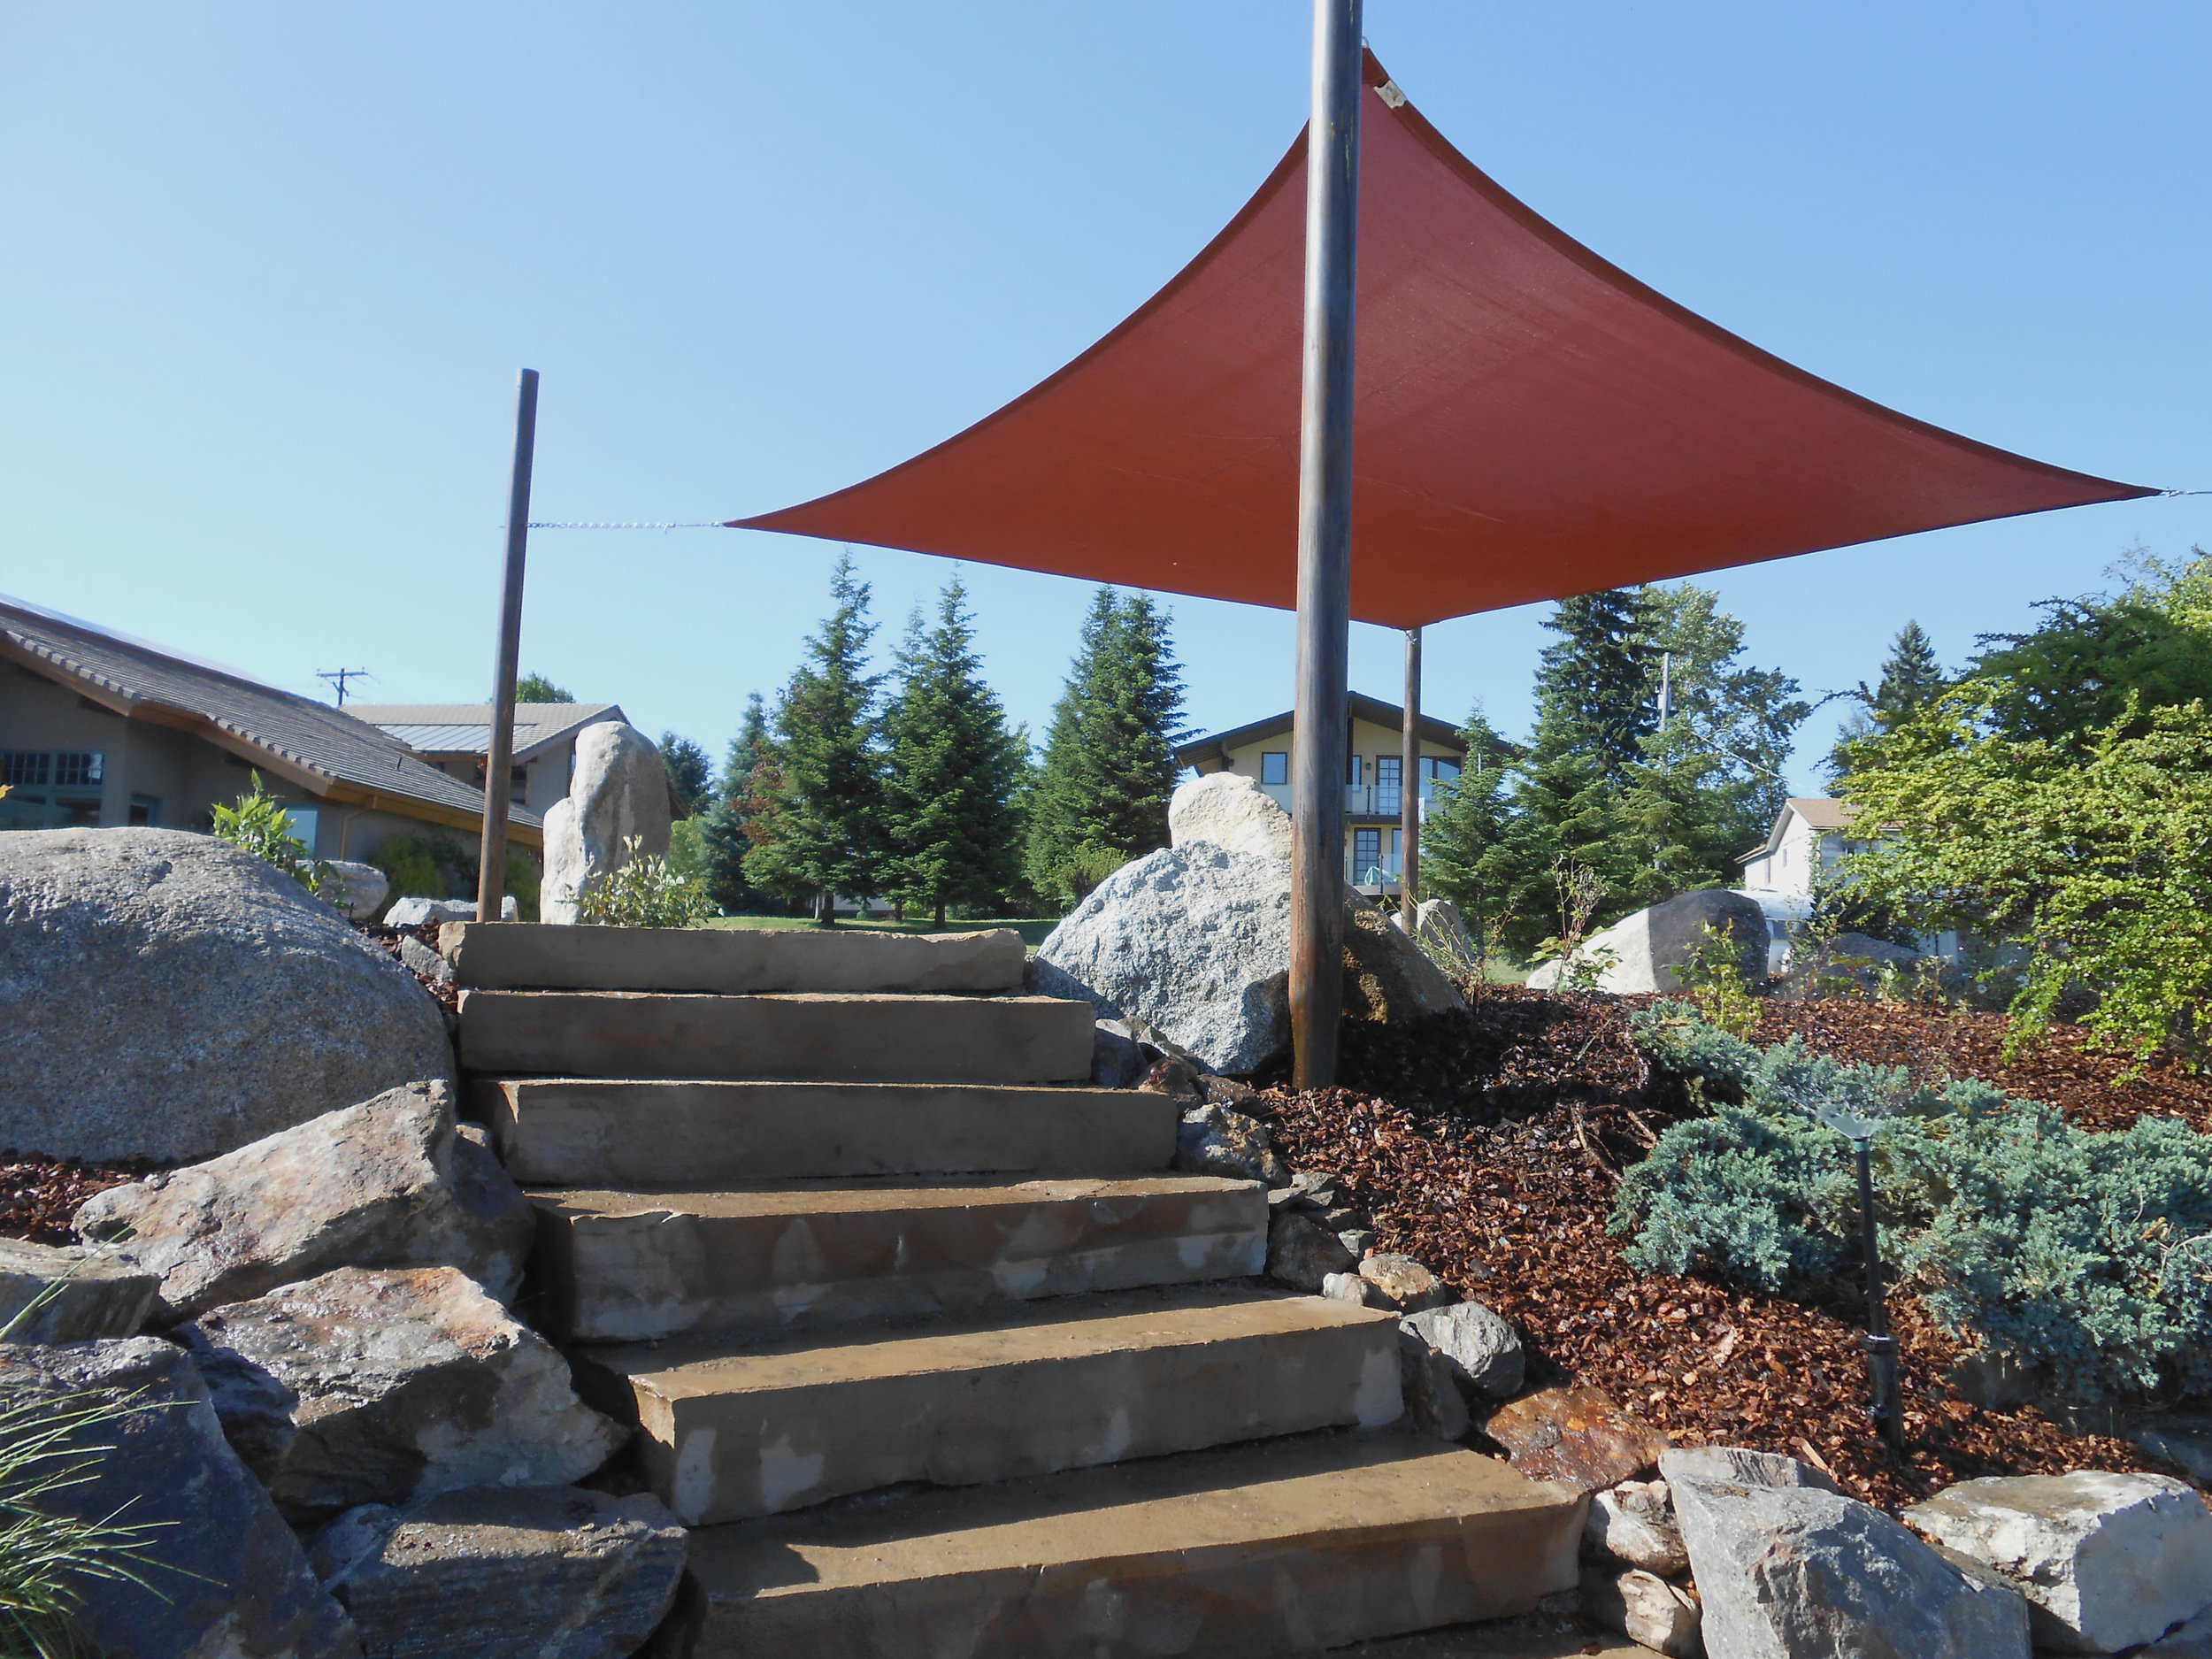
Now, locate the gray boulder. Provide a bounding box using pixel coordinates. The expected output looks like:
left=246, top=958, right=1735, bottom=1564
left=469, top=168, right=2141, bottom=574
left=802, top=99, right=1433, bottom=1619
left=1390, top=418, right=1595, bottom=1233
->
left=1526, top=887, right=1768, bottom=995
left=310, top=1486, right=689, bottom=1659
left=541, top=721, right=672, bottom=925
left=76, top=1079, right=535, bottom=1322
left=1395, top=1324, right=1470, bottom=1440
left=1402, top=1299, right=1524, bottom=1399
left=180, top=1264, right=626, bottom=1523
left=326, top=858, right=390, bottom=921
left=1580, top=1562, right=1702, bottom=1657
left=0, top=1335, right=362, bottom=1658
left=1166, top=771, right=1294, bottom=863
left=386, top=895, right=516, bottom=926
left=1394, top=896, right=1478, bottom=967
left=1174, top=1104, right=1290, bottom=1186
left=1663, top=1445, right=2031, bottom=1659
left=1341, top=895, right=1465, bottom=1023
left=1358, top=1254, right=1452, bottom=1314
left=1585, top=1477, right=1690, bottom=1577
left=1090, top=1020, right=1148, bottom=1087
left=1267, top=1211, right=1356, bottom=1291
left=2149, top=1607, right=2212, bottom=1657
left=1903, top=1471, right=2212, bottom=1654
left=0, top=1237, right=157, bottom=1341
left=0, top=827, right=452, bottom=1162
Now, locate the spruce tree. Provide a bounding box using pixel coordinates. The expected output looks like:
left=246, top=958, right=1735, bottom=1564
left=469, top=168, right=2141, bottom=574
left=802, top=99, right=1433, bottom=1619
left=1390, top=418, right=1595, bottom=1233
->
left=1874, top=621, right=1944, bottom=726
left=699, top=692, right=768, bottom=913
left=1420, top=706, right=1519, bottom=941
left=657, top=733, right=710, bottom=813
left=742, top=555, right=886, bottom=922
left=880, top=576, right=1029, bottom=926
left=1532, top=589, right=1658, bottom=787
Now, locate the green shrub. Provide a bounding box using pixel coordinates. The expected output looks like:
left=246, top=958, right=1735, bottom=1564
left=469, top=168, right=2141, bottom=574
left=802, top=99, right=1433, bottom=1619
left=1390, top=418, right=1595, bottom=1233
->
left=368, top=834, right=446, bottom=919
left=572, top=837, right=712, bottom=928
left=1619, top=1007, right=2212, bottom=1402
left=211, top=772, right=336, bottom=901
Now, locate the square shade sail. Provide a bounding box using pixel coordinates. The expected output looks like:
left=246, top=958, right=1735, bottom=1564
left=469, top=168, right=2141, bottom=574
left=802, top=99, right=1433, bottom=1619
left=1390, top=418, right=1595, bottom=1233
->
left=731, top=53, right=2152, bottom=630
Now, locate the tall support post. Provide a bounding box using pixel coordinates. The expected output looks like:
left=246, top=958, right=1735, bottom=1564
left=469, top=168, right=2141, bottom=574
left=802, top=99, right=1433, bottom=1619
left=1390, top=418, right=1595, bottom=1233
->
left=1400, top=626, right=1421, bottom=910
left=476, top=368, right=540, bottom=925
left=1288, top=0, right=1364, bottom=1091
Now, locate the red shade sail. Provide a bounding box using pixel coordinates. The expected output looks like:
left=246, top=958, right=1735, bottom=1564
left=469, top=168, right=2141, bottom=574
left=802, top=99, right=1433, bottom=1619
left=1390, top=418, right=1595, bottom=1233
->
left=733, top=54, right=2152, bottom=629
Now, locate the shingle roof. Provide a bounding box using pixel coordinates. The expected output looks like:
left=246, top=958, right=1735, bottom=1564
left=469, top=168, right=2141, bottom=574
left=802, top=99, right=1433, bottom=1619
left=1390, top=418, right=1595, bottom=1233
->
left=347, top=703, right=625, bottom=764
left=1174, top=692, right=1512, bottom=769
left=0, top=595, right=541, bottom=837
left=1786, top=796, right=1863, bottom=831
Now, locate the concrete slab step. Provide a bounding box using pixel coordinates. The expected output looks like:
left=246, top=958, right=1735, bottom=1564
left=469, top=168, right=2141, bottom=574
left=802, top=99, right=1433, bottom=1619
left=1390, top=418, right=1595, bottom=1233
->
left=678, top=1435, right=1586, bottom=1657
left=438, top=922, right=1027, bottom=995
left=475, top=1079, right=1175, bottom=1187
left=457, top=990, right=1094, bottom=1084
left=531, top=1175, right=1270, bottom=1344
left=580, top=1286, right=1404, bottom=1524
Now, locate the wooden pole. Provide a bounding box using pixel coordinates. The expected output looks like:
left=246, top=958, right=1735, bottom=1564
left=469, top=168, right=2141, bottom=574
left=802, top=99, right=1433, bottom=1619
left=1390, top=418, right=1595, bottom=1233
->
left=1401, top=626, right=1421, bottom=910
left=476, top=368, right=539, bottom=925
left=1288, top=0, right=1363, bottom=1091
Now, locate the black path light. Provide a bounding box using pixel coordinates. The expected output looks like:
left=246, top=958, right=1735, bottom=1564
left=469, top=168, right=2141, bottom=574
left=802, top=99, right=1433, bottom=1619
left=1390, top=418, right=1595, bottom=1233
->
left=1805, top=1088, right=1908, bottom=1454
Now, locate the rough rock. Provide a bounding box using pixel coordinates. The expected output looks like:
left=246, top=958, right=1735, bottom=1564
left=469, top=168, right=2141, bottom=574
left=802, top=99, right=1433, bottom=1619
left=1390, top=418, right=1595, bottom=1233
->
left=1266, top=1210, right=1356, bottom=1291
left=0, top=1335, right=362, bottom=1658
left=310, top=1486, right=688, bottom=1659
left=541, top=721, right=672, bottom=925
left=1032, top=843, right=1294, bottom=1073
left=0, top=1237, right=157, bottom=1341
left=1167, top=770, right=1294, bottom=864
left=1202, top=1073, right=1257, bottom=1107
left=2127, top=1417, right=2212, bottom=1485
left=327, top=858, right=391, bottom=921
left=76, top=1079, right=535, bottom=1322
left=1286, top=1171, right=1340, bottom=1210
left=1322, top=1271, right=1394, bottom=1310
left=1394, top=896, right=1478, bottom=965
left=1339, top=1227, right=1377, bottom=1257
left=0, top=827, right=453, bottom=1162
left=180, top=1264, right=626, bottom=1523
left=387, top=895, right=516, bottom=926
left=1579, top=1562, right=1702, bottom=1657
left=1665, top=1445, right=2031, bottom=1659
left=1357, top=1253, right=1452, bottom=1314
left=1525, top=887, right=1768, bottom=995
left=1903, top=1471, right=2212, bottom=1654
left=1486, top=1386, right=1670, bottom=1491
left=2149, top=1607, right=2212, bottom=1657
left=1402, top=1299, right=1525, bottom=1399
left=1141, top=1056, right=1206, bottom=1105
left=1174, top=1104, right=1290, bottom=1186
left=1342, top=895, right=1467, bottom=1022
left=1396, top=1323, right=1471, bottom=1440
left=400, top=933, right=457, bottom=982
left=1090, top=1020, right=1147, bottom=1087
left=1779, top=931, right=1927, bottom=997
left=1585, top=1478, right=1690, bottom=1577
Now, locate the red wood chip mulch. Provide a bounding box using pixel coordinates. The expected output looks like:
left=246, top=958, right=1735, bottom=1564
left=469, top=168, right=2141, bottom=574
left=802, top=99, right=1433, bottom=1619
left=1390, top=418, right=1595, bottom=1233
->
left=1251, top=986, right=2193, bottom=1513
left=0, top=1156, right=166, bottom=1247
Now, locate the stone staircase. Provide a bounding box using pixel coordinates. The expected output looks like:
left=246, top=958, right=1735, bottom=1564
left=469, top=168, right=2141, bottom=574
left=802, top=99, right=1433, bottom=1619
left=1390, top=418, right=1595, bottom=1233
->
left=445, top=922, right=1583, bottom=1657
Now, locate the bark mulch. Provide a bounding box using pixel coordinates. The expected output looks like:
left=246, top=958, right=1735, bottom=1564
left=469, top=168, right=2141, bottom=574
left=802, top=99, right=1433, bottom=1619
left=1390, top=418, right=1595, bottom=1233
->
left=0, top=1156, right=167, bottom=1247
left=356, top=918, right=461, bottom=1016
left=1249, top=986, right=2188, bottom=1513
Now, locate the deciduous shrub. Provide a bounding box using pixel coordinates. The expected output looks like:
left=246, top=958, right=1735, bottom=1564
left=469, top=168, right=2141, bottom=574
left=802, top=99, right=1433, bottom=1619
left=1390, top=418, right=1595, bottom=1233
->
left=573, top=836, right=711, bottom=928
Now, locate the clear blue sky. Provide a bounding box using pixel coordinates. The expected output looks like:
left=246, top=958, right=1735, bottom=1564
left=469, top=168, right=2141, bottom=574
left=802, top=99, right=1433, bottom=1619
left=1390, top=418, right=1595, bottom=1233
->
left=5, top=4, right=2206, bottom=791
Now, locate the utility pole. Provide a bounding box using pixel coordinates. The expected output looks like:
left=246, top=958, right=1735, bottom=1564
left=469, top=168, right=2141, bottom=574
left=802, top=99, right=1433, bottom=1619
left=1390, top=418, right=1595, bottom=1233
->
left=318, top=668, right=372, bottom=706
left=476, top=369, right=539, bottom=926
left=1400, top=626, right=1421, bottom=912
left=1288, top=0, right=1363, bottom=1091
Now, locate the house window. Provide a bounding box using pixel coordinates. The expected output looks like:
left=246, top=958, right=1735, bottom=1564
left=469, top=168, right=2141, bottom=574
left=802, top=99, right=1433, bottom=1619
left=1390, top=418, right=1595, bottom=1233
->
left=1418, top=756, right=1460, bottom=801
left=128, top=795, right=162, bottom=827
left=1352, top=827, right=1383, bottom=882
left=1347, top=755, right=1363, bottom=786
left=281, top=807, right=320, bottom=853
left=1375, top=757, right=1402, bottom=816
left=1, top=751, right=105, bottom=831
left=1259, top=751, right=1288, bottom=786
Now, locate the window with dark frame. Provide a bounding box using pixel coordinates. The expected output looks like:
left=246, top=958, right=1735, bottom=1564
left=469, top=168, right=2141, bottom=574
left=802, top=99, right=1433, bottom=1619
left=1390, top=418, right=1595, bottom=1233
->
left=1259, top=751, right=1288, bottom=786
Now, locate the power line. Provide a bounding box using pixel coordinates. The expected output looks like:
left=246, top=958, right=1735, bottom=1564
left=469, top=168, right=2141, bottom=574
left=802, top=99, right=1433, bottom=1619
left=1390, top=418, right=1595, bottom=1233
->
left=318, top=667, right=373, bottom=705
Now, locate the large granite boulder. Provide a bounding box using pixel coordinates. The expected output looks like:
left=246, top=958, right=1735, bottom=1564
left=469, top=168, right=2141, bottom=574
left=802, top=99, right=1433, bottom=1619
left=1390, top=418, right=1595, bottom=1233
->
left=76, top=1079, right=535, bottom=1322
left=0, top=1336, right=362, bottom=1658
left=1663, top=1445, right=2031, bottom=1658
left=541, top=722, right=672, bottom=925
left=1167, top=771, right=1294, bottom=863
left=0, top=1236, right=157, bottom=1341
left=1903, top=1471, right=2212, bottom=1654
left=1342, top=893, right=1463, bottom=1022
left=180, top=1264, right=626, bottom=1523
left=310, top=1486, right=689, bottom=1659
left=1527, top=887, right=1768, bottom=995
left=0, top=827, right=452, bottom=1161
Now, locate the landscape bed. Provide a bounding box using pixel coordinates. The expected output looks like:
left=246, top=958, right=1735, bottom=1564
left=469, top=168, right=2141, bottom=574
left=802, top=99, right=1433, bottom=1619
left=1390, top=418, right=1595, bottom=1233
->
left=1253, top=986, right=2196, bottom=1512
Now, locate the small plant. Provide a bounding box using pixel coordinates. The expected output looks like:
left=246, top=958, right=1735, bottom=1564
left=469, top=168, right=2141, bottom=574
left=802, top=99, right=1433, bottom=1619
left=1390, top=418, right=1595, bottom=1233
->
left=572, top=837, right=713, bottom=928
left=1533, top=856, right=1614, bottom=990
left=211, top=772, right=337, bottom=901
left=1674, top=920, right=1763, bottom=1038
left=1064, top=844, right=1130, bottom=904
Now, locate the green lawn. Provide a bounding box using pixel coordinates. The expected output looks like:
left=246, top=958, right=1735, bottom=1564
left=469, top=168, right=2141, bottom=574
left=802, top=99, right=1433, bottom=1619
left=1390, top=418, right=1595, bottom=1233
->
left=703, top=914, right=1064, bottom=948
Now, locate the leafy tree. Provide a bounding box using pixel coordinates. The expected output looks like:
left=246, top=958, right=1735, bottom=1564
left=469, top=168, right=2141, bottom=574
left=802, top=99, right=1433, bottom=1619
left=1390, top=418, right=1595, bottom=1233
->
left=515, top=672, right=574, bottom=703
left=1025, top=589, right=1187, bottom=905
left=657, top=733, right=711, bottom=813
left=880, top=577, right=1030, bottom=926
left=742, top=554, right=886, bottom=922
left=698, top=692, right=769, bottom=913
left=1642, top=583, right=1808, bottom=831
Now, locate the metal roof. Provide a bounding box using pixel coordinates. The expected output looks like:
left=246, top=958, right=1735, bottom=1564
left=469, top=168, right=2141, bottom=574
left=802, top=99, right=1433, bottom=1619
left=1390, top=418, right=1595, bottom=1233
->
left=0, top=595, right=541, bottom=841
left=1175, top=692, right=1497, bottom=770
left=347, top=703, right=625, bottom=763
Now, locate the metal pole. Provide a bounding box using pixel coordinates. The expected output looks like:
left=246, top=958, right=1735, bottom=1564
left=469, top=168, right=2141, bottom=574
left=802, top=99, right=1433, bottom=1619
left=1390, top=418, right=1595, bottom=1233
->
left=1855, top=1137, right=1905, bottom=1452
left=1288, top=0, right=1364, bottom=1091
left=1400, top=626, right=1421, bottom=911
left=476, top=368, right=539, bottom=925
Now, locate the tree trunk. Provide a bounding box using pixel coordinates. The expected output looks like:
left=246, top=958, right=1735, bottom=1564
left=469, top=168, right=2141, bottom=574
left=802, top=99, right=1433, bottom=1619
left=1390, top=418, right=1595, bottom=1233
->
left=934, top=898, right=947, bottom=931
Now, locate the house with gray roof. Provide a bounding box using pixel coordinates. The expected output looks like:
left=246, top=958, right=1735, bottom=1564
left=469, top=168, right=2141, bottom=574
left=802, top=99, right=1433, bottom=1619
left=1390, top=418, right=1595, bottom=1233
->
left=0, top=594, right=541, bottom=863
left=347, top=702, right=626, bottom=821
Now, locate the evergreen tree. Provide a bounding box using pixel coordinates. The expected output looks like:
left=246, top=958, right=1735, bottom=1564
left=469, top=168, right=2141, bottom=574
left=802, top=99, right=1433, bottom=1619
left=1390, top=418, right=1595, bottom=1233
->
left=1420, top=705, right=1519, bottom=940
left=657, top=733, right=711, bottom=813
left=1875, top=621, right=1944, bottom=726
left=880, top=576, right=1029, bottom=926
left=1025, top=589, right=1187, bottom=904
left=1532, top=589, right=1658, bottom=787
left=515, top=672, right=574, bottom=703
left=698, top=692, right=768, bottom=913
left=742, top=555, right=886, bottom=921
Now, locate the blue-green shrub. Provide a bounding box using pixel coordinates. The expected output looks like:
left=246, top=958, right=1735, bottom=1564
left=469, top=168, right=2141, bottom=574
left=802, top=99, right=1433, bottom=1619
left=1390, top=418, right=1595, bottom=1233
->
left=1617, top=1006, right=2212, bottom=1402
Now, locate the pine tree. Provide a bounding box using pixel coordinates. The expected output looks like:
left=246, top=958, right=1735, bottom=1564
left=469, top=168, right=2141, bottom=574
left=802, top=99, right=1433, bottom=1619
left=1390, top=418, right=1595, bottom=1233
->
left=1024, top=589, right=1187, bottom=904
left=1420, top=705, right=1519, bottom=941
left=699, top=692, right=768, bottom=913
left=657, top=733, right=710, bottom=813
left=1532, top=589, right=1658, bottom=787
left=742, top=555, right=886, bottom=922
left=880, top=576, right=1029, bottom=926
left=1874, top=621, right=1944, bottom=726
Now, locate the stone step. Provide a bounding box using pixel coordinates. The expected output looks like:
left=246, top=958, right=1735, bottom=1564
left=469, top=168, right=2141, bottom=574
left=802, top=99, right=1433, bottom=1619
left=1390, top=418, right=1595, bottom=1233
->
left=678, top=1435, right=1586, bottom=1656
left=438, top=922, right=1027, bottom=995
left=475, top=1079, right=1175, bottom=1187
left=531, top=1175, right=1269, bottom=1344
left=457, top=990, right=1094, bottom=1085
left=578, top=1286, right=1405, bottom=1525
